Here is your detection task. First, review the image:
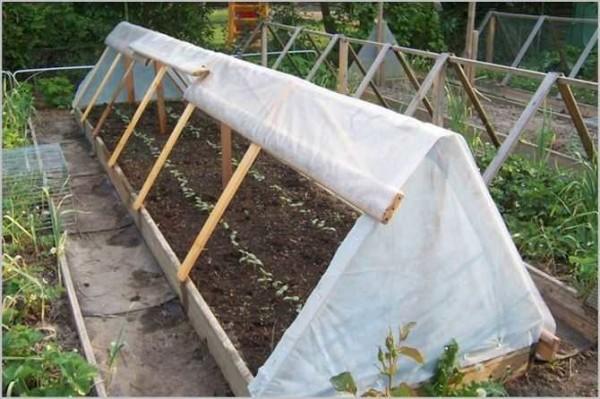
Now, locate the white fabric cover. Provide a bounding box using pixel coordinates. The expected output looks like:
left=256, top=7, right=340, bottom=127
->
left=78, top=23, right=555, bottom=396
left=105, top=21, right=154, bottom=57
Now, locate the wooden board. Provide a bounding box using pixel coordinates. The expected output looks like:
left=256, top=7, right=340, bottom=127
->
left=77, top=109, right=253, bottom=397
left=58, top=252, right=108, bottom=397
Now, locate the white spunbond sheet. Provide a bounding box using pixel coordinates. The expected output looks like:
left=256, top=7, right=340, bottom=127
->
left=250, top=134, right=554, bottom=396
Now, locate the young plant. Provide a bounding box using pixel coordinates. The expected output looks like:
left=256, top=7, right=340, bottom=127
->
left=330, top=322, right=424, bottom=397
left=422, top=340, right=507, bottom=397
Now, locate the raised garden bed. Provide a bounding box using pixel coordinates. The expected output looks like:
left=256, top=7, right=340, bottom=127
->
left=87, top=102, right=359, bottom=373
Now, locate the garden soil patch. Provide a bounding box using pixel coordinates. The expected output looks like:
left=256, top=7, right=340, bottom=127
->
left=89, top=102, right=359, bottom=373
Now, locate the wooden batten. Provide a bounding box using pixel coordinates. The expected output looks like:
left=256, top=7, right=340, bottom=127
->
left=80, top=52, right=123, bottom=123
left=177, top=143, right=262, bottom=282
left=108, top=64, right=167, bottom=167
left=133, top=103, right=196, bottom=210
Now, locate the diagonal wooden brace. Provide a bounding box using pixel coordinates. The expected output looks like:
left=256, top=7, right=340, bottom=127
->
left=80, top=52, right=123, bottom=123
left=177, top=143, right=262, bottom=282
left=306, top=34, right=339, bottom=82
left=353, top=43, right=391, bottom=99
left=404, top=53, right=450, bottom=117
left=392, top=49, right=434, bottom=117
left=272, top=26, right=303, bottom=71
left=73, top=47, right=110, bottom=109
left=133, top=103, right=196, bottom=210
left=92, top=59, right=136, bottom=137
left=108, top=64, right=168, bottom=167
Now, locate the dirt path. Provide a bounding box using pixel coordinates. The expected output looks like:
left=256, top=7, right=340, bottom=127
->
left=33, top=109, right=230, bottom=396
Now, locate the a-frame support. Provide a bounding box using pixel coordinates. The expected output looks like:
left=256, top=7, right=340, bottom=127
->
left=177, top=143, right=262, bottom=282
left=501, top=16, right=546, bottom=85
left=133, top=103, right=197, bottom=210
left=80, top=52, right=123, bottom=123
left=352, top=43, right=392, bottom=99
left=404, top=53, right=449, bottom=117
left=483, top=72, right=560, bottom=185
left=108, top=63, right=167, bottom=167
left=73, top=47, right=110, bottom=109
left=92, top=59, right=136, bottom=136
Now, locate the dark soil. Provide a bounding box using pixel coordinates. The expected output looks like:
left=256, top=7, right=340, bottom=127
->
left=506, top=347, right=598, bottom=397
left=88, top=102, right=358, bottom=373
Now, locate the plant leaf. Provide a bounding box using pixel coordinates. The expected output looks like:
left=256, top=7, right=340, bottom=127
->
left=390, top=383, right=415, bottom=397
left=397, top=346, right=424, bottom=364
left=399, top=322, right=416, bottom=341
left=330, top=371, right=358, bottom=395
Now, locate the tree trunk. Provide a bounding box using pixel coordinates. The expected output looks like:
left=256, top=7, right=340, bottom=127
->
left=320, top=2, right=337, bottom=34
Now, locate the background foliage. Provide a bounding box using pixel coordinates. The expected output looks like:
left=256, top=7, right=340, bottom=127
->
left=2, top=2, right=214, bottom=70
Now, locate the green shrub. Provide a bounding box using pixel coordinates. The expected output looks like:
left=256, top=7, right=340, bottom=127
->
left=37, top=76, right=74, bottom=109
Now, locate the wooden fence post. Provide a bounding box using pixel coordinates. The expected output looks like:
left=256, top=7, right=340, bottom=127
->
left=469, top=30, right=479, bottom=84
left=154, top=61, right=168, bottom=134
left=337, top=37, right=348, bottom=95
left=261, top=23, right=268, bottom=67
left=220, top=123, right=233, bottom=188
left=486, top=15, right=496, bottom=63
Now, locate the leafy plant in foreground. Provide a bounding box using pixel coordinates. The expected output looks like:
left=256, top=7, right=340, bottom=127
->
left=330, top=322, right=424, bottom=396
left=422, top=340, right=507, bottom=397
left=2, top=80, right=34, bottom=148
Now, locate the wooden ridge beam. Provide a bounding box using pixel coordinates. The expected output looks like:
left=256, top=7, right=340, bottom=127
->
left=483, top=72, right=560, bottom=185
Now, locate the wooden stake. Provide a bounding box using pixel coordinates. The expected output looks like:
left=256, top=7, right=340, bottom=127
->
left=453, top=61, right=501, bottom=147
left=432, top=59, right=446, bottom=126
left=177, top=143, right=262, bottom=282
left=154, top=61, right=168, bottom=134
left=261, top=23, right=268, bottom=67
left=469, top=30, right=479, bottom=84
left=486, top=15, right=496, bottom=63
left=92, top=59, right=136, bottom=137
left=483, top=72, right=559, bottom=185
left=73, top=47, right=110, bottom=109
left=80, top=52, right=123, bottom=123
left=337, top=37, right=349, bottom=95
left=464, top=2, right=476, bottom=80
left=133, top=103, right=196, bottom=210
left=535, top=329, right=560, bottom=361
left=123, top=56, right=136, bottom=103
left=557, top=81, right=596, bottom=160
left=108, top=65, right=167, bottom=167
left=220, top=123, right=233, bottom=188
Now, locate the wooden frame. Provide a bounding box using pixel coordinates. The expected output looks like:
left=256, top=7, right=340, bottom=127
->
left=73, top=47, right=111, bottom=109
left=353, top=43, right=391, bottom=99
left=177, top=143, right=262, bottom=282
left=568, top=27, right=598, bottom=78
left=77, top=108, right=566, bottom=395
left=132, top=103, right=196, bottom=210
left=92, top=59, right=136, bottom=137
left=483, top=72, right=560, bottom=185
left=108, top=63, right=167, bottom=167
left=404, top=53, right=449, bottom=117
left=306, top=34, right=339, bottom=82
left=501, top=16, right=546, bottom=85
left=80, top=52, right=123, bottom=123
left=271, top=26, right=303, bottom=71
left=154, top=61, right=168, bottom=134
